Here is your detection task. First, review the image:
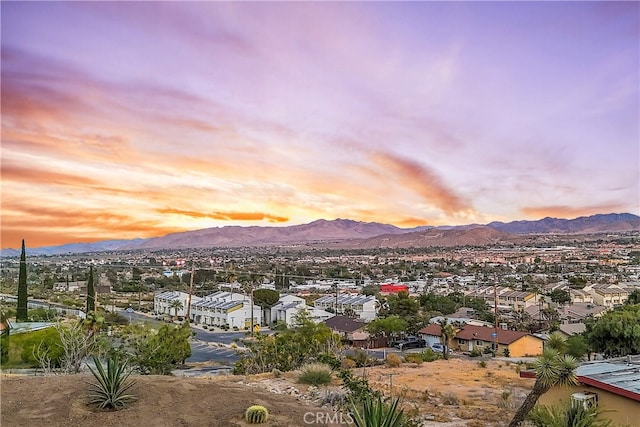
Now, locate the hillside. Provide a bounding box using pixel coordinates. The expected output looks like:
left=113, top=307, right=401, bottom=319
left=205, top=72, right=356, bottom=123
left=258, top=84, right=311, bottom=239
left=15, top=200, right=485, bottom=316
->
left=332, top=226, right=518, bottom=249
left=1, top=358, right=530, bottom=427
left=3, top=213, right=638, bottom=256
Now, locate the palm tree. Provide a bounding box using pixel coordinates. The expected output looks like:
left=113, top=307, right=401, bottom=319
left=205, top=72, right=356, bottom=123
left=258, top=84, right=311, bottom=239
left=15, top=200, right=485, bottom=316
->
left=438, top=318, right=456, bottom=360
left=508, top=349, right=578, bottom=427
left=169, top=300, right=184, bottom=319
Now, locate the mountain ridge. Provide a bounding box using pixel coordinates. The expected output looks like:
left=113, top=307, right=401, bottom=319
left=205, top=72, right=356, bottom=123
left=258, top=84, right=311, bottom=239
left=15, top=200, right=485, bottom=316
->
left=3, top=212, right=638, bottom=256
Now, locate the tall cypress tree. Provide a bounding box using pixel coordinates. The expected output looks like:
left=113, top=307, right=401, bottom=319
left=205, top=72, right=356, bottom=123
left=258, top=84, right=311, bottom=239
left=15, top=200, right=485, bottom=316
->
left=16, top=239, right=28, bottom=322
left=86, top=266, right=95, bottom=313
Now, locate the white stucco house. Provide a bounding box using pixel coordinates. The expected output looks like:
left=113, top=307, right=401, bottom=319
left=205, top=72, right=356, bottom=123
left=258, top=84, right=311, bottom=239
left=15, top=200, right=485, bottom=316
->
left=271, top=295, right=333, bottom=327
left=313, top=294, right=378, bottom=321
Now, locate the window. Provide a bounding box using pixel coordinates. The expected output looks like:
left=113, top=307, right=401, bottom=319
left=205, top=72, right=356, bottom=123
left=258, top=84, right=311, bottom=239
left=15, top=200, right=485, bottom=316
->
left=476, top=340, right=483, bottom=346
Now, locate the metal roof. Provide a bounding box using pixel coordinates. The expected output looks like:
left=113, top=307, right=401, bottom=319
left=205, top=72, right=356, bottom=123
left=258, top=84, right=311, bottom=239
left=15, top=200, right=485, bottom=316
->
left=577, top=359, right=640, bottom=401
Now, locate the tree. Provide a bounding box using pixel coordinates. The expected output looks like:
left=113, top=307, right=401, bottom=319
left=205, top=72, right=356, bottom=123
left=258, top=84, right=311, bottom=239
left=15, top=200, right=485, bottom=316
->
left=252, top=289, right=279, bottom=325
left=86, top=266, right=96, bottom=313
left=548, top=289, right=570, bottom=306
left=565, top=334, right=589, bottom=360
left=16, top=240, right=28, bottom=322
left=438, top=319, right=456, bottom=360
left=626, top=288, right=640, bottom=305
left=366, top=315, right=407, bottom=341
left=120, top=322, right=192, bottom=375
left=584, top=304, right=640, bottom=357
left=169, top=300, right=184, bottom=319
left=508, top=349, right=578, bottom=427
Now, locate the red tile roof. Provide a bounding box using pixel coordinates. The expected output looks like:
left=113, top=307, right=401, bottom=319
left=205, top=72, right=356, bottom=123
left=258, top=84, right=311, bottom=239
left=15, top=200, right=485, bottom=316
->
left=418, top=324, right=442, bottom=336
left=454, top=324, right=531, bottom=345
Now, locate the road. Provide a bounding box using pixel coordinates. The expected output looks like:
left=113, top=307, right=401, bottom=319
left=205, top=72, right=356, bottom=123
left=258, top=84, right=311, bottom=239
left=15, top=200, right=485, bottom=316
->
left=118, top=309, right=248, bottom=365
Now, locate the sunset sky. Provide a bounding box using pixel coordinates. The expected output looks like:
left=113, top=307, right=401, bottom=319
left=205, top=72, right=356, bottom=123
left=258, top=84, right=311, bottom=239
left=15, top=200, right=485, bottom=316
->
left=2, top=1, right=638, bottom=249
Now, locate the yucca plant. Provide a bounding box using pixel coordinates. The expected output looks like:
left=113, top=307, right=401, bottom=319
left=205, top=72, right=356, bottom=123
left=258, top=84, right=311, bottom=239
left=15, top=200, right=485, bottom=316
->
left=245, top=405, right=268, bottom=424
left=87, top=356, right=137, bottom=409
left=350, top=396, right=404, bottom=427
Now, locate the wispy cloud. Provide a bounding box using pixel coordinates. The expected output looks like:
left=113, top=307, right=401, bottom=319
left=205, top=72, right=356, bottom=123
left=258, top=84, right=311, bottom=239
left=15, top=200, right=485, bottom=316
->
left=157, top=208, right=288, bottom=223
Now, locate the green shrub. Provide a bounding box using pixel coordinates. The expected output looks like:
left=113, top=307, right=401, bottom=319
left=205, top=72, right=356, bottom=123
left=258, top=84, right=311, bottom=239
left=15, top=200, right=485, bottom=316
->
left=298, top=363, right=333, bottom=386
left=404, top=353, right=423, bottom=364
left=469, top=348, right=482, bottom=357
left=418, top=349, right=441, bottom=362
left=87, top=356, right=137, bottom=409
left=19, top=327, right=64, bottom=367
left=245, top=405, right=268, bottom=424
left=478, top=360, right=487, bottom=368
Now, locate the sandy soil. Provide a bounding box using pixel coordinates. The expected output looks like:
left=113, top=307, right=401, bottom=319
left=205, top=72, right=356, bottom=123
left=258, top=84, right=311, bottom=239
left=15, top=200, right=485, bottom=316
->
left=0, top=358, right=531, bottom=427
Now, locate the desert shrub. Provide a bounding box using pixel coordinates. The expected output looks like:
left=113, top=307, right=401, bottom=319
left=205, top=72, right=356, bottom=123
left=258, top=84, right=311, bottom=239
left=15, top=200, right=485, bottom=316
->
left=385, top=353, right=402, bottom=368
left=0, top=330, right=9, bottom=364
left=245, top=405, right=268, bottom=424
left=341, top=358, right=357, bottom=369
left=298, top=363, right=333, bottom=386
left=271, top=368, right=282, bottom=378
left=87, top=356, right=137, bottom=409
left=469, top=348, right=482, bottom=357
left=503, top=348, right=510, bottom=357
left=418, top=349, right=441, bottom=362
left=347, top=348, right=370, bottom=367
left=441, top=393, right=460, bottom=405
left=478, top=360, right=487, bottom=368
left=404, top=353, right=423, bottom=365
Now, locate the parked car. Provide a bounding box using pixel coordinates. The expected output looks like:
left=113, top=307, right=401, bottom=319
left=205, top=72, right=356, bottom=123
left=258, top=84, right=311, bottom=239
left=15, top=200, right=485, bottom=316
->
left=398, top=338, right=427, bottom=350
left=430, top=342, right=452, bottom=354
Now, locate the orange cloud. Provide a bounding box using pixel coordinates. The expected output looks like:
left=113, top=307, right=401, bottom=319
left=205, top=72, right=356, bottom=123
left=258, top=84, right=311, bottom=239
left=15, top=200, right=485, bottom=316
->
left=370, top=152, right=469, bottom=214
left=157, top=208, right=289, bottom=223
left=1, top=163, right=100, bottom=186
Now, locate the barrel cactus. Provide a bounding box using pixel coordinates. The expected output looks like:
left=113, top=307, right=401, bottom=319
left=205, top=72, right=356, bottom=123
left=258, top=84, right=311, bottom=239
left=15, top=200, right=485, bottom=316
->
left=245, top=405, right=268, bottom=424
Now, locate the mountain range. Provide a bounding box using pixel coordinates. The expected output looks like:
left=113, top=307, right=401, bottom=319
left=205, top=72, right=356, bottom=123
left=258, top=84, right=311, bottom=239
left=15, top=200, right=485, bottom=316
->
left=2, top=213, right=638, bottom=256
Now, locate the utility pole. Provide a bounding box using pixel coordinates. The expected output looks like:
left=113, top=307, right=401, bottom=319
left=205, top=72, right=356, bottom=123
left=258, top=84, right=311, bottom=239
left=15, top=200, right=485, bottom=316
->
left=493, top=276, right=498, bottom=357
left=186, top=263, right=195, bottom=322
left=250, top=282, right=255, bottom=337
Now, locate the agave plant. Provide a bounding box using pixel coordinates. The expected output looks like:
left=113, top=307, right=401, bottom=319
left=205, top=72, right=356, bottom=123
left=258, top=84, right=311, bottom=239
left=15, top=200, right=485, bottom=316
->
left=350, top=396, right=404, bottom=427
left=87, top=356, right=137, bottom=409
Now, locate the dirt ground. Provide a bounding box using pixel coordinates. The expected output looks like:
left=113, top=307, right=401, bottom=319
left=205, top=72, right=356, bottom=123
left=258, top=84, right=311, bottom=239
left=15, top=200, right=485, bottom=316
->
left=0, top=358, right=531, bottom=427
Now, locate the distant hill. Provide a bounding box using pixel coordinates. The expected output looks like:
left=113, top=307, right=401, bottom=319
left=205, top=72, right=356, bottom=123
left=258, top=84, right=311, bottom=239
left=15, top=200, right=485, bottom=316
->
left=2, top=213, right=638, bottom=256
left=332, top=226, right=517, bottom=249
left=487, top=213, right=640, bottom=234
left=121, top=218, right=408, bottom=250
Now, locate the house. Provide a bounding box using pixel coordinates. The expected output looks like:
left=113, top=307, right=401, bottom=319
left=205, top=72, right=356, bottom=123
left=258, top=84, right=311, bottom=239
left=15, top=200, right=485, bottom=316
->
left=313, top=294, right=377, bottom=321
left=419, top=323, right=544, bottom=357
left=452, top=324, right=544, bottom=357
left=324, top=315, right=384, bottom=348
left=530, top=356, right=640, bottom=427
left=271, top=295, right=333, bottom=327
left=556, top=322, right=586, bottom=339
left=190, top=291, right=262, bottom=330
left=419, top=323, right=443, bottom=348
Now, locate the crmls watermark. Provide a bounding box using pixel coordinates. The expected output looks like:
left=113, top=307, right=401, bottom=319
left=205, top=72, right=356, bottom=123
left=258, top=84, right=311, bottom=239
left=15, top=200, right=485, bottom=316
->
left=303, top=411, right=354, bottom=425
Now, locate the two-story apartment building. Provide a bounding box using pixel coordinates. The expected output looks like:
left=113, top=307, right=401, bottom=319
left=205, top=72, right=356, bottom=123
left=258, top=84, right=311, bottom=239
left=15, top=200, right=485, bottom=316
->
left=190, top=291, right=261, bottom=330
left=586, top=283, right=629, bottom=308
left=313, top=294, right=377, bottom=321
left=271, top=295, right=333, bottom=327
left=154, top=290, right=195, bottom=318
